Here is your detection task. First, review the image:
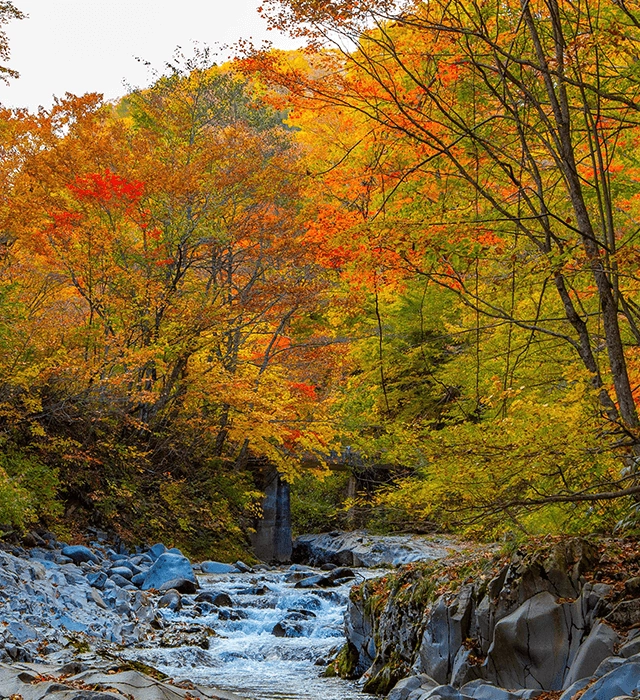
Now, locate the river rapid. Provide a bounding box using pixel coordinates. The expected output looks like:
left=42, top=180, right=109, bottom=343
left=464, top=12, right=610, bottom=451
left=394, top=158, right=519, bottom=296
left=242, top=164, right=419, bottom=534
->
left=124, top=566, right=377, bottom=700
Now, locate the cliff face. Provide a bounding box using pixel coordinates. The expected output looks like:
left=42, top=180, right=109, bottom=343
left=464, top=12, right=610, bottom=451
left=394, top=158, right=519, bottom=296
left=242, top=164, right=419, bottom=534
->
left=336, top=539, right=640, bottom=699
left=251, top=472, right=292, bottom=563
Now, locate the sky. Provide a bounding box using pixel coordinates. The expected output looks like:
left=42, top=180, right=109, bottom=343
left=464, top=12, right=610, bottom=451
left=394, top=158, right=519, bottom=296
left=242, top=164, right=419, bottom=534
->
left=0, top=0, right=300, bottom=111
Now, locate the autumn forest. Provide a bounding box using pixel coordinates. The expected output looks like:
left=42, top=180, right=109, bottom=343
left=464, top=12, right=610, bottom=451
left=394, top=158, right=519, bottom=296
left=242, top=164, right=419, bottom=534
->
left=0, top=0, right=639, bottom=556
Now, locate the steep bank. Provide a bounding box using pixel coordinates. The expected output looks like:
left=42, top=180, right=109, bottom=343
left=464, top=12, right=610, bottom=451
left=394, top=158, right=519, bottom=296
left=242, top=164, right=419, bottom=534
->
left=334, top=538, right=640, bottom=700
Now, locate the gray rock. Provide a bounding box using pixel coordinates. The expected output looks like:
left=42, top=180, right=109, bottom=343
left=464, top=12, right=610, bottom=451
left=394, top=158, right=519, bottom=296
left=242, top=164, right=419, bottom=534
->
left=28, top=561, right=46, bottom=580
left=157, top=577, right=198, bottom=594
left=286, top=571, right=312, bottom=583
left=272, top=620, right=304, bottom=637
left=422, top=685, right=470, bottom=700
left=234, top=560, right=251, bottom=573
left=564, top=621, right=619, bottom=686
left=461, top=680, right=543, bottom=699
left=113, top=560, right=143, bottom=576
left=328, top=567, right=356, bottom=580
left=54, top=614, right=89, bottom=633
left=450, top=647, right=480, bottom=687
left=201, top=561, right=238, bottom=574
left=559, top=679, right=591, bottom=700
left=8, top=621, right=36, bottom=643
left=4, top=643, right=32, bottom=662
left=158, top=589, right=182, bottom=611
left=148, top=543, right=168, bottom=560
left=578, top=659, right=640, bottom=700
left=109, top=566, right=133, bottom=579
left=109, top=573, right=131, bottom=588
left=131, top=572, right=146, bottom=587
left=415, top=597, right=453, bottom=684
left=619, top=634, right=640, bottom=658
left=87, top=588, right=108, bottom=609
left=624, top=576, right=640, bottom=596
left=134, top=554, right=154, bottom=565
left=485, top=591, right=582, bottom=690
left=61, top=545, right=100, bottom=565
left=389, top=675, right=438, bottom=700
left=606, top=599, right=640, bottom=627
left=195, top=591, right=232, bottom=607
left=345, top=596, right=377, bottom=676
left=141, top=553, right=197, bottom=591
left=30, top=666, right=243, bottom=700
left=595, top=655, right=629, bottom=677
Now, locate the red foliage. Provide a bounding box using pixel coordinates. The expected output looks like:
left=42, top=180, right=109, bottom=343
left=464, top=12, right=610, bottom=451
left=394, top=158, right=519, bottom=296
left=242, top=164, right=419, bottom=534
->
left=290, top=382, right=318, bottom=400
left=68, top=170, right=144, bottom=206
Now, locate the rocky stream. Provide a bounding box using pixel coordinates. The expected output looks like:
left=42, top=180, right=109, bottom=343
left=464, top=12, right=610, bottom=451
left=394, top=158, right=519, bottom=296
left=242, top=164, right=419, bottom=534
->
left=0, top=531, right=639, bottom=700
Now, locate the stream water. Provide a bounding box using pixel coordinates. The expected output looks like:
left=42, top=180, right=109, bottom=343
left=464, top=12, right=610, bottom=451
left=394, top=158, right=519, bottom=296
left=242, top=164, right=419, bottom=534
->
left=126, top=567, right=377, bottom=700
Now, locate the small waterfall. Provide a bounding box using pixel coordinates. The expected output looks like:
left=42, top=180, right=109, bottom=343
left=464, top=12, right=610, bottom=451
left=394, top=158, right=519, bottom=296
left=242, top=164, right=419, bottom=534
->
left=126, top=567, right=373, bottom=700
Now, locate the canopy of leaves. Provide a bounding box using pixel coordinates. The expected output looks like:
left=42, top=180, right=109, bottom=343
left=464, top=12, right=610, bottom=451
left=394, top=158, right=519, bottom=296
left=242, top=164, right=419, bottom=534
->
left=6, top=1, right=640, bottom=547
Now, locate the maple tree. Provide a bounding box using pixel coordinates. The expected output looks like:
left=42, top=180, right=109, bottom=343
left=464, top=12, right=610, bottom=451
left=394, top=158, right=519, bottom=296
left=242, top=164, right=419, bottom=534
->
left=4, top=0, right=640, bottom=542
left=0, top=55, right=343, bottom=549
left=254, top=0, right=640, bottom=533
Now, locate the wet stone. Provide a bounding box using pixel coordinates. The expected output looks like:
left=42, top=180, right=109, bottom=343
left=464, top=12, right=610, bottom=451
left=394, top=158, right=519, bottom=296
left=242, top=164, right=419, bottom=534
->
left=217, top=608, right=248, bottom=621
left=201, top=561, right=237, bottom=574
left=195, top=591, right=233, bottom=607
left=272, top=621, right=305, bottom=638
left=159, top=623, right=216, bottom=649
left=158, top=589, right=182, bottom=611
left=158, top=577, right=198, bottom=594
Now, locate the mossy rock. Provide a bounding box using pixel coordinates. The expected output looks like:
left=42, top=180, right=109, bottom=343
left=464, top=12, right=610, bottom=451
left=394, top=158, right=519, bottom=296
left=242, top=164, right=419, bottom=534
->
left=362, top=662, right=408, bottom=695
left=114, top=659, right=169, bottom=681
left=324, top=642, right=360, bottom=679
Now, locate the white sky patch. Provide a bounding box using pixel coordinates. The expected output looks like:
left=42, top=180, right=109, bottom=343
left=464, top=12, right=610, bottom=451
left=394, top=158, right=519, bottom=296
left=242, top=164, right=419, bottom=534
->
left=0, top=0, right=300, bottom=111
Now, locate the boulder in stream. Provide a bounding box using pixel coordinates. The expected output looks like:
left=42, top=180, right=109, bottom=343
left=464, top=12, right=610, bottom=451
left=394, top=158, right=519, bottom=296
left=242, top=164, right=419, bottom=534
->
left=195, top=591, right=233, bottom=606
left=201, top=561, right=238, bottom=574
left=141, top=553, right=197, bottom=591
left=157, top=577, right=198, bottom=594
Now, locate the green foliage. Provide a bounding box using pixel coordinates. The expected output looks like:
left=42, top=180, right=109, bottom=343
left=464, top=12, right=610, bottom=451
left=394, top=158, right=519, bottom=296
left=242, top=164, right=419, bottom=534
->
left=290, top=470, right=351, bottom=534
left=0, top=446, right=61, bottom=530
left=337, top=282, right=457, bottom=452
left=368, top=382, right=626, bottom=539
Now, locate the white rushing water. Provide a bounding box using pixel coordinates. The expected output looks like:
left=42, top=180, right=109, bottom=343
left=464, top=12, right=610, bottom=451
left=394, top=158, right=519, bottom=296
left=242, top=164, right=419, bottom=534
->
left=128, top=567, right=377, bottom=700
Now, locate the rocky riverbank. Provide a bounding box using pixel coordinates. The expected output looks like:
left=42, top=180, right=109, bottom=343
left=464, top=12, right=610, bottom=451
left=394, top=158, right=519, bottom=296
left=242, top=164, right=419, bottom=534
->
left=0, top=529, right=375, bottom=700
left=293, top=532, right=458, bottom=568
left=0, top=530, right=255, bottom=699
left=0, top=660, right=242, bottom=700
left=3, top=530, right=640, bottom=700
left=332, top=537, right=640, bottom=700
